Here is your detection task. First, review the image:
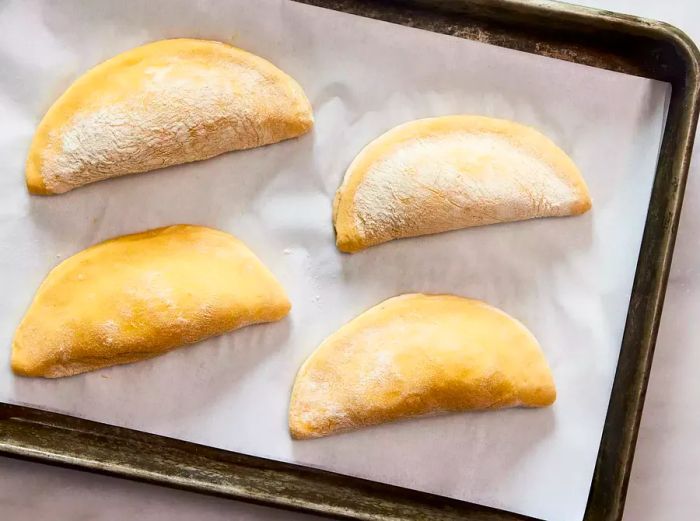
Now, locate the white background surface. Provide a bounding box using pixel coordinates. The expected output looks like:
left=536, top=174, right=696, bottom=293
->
left=1, top=1, right=698, bottom=520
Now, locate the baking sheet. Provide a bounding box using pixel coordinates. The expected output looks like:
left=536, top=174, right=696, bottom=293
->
left=0, top=1, right=668, bottom=520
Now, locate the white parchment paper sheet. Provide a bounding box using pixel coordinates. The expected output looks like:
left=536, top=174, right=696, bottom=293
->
left=0, top=1, right=668, bottom=519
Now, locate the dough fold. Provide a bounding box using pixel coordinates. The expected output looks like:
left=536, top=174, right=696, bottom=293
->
left=12, top=225, right=290, bottom=377
left=27, top=38, right=313, bottom=194
left=289, top=294, right=555, bottom=439
left=334, top=116, right=590, bottom=252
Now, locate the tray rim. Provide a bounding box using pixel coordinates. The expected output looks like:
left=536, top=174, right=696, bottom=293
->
left=1, top=1, right=699, bottom=520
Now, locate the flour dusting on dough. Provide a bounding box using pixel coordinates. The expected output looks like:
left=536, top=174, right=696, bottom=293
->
left=11, top=225, right=292, bottom=378
left=99, top=320, right=120, bottom=345
left=333, top=116, right=590, bottom=252
left=31, top=40, right=313, bottom=194
left=352, top=132, right=578, bottom=245
left=288, top=294, right=556, bottom=439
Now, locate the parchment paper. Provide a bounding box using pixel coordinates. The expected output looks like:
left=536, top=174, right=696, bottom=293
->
left=0, top=1, right=669, bottom=520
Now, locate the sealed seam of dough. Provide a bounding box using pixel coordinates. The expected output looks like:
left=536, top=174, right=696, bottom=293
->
left=333, top=115, right=591, bottom=252
left=289, top=293, right=556, bottom=439
left=11, top=225, right=291, bottom=378
left=26, top=38, right=314, bottom=194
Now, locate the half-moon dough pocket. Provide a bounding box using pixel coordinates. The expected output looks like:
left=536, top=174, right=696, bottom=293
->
left=289, top=293, right=555, bottom=439
left=27, top=38, right=314, bottom=194
left=12, top=225, right=291, bottom=377
left=334, top=116, right=590, bottom=252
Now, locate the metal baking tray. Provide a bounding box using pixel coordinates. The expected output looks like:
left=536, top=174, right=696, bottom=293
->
left=1, top=1, right=698, bottom=520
